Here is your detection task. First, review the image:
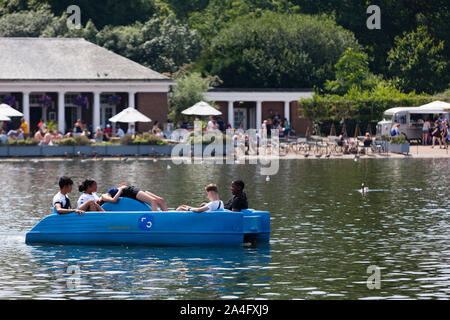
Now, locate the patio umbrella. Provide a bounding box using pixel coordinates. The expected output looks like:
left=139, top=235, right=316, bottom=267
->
left=0, top=103, right=23, bottom=117
left=0, top=113, right=11, bottom=121
left=108, top=107, right=152, bottom=123
left=181, top=101, right=222, bottom=116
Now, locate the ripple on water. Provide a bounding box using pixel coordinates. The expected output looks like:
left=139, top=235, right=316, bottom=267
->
left=0, top=159, right=449, bottom=299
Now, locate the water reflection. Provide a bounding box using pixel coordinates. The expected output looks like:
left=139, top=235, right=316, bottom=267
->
left=20, top=244, right=271, bottom=299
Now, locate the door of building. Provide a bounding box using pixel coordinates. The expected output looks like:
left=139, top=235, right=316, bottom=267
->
left=65, top=106, right=81, bottom=133
left=234, top=108, right=247, bottom=130
left=100, top=104, right=116, bottom=130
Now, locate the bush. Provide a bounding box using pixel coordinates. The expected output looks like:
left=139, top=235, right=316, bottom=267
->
left=6, top=138, right=39, bottom=146
left=119, top=134, right=134, bottom=145
left=299, top=81, right=432, bottom=122
left=120, top=133, right=168, bottom=145
left=55, top=135, right=91, bottom=146
left=131, top=133, right=168, bottom=145
left=390, top=135, right=408, bottom=144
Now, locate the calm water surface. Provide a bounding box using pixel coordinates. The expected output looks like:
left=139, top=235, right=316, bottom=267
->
left=0, top=158, right=449, bottom=299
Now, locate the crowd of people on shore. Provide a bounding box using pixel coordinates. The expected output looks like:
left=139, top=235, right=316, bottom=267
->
left=175, top=111, right=292, bottom=138
left=53, top=177, right=249, bottom=216
left=391, top=114, right=449, bottom=148
left=0, top=117, right=167, bottom=145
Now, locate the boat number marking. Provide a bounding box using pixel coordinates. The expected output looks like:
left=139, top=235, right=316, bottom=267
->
left=138, top=214, right=154, bottom=231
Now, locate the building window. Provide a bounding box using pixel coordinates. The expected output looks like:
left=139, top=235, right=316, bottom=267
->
left=30, top=94, right=43, bottom=104
left=49, top=112, right=56, bottom=121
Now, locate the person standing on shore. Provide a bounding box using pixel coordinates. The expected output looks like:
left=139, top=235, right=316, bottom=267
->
left=20, top=118, right=29, bottom=139
left=441, top=119, right=448, bottom=149
left=422, top=118, right=431, bottom=145
left=431, top=120, right=442, bottom=148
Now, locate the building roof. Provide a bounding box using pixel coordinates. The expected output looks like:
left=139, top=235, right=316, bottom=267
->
left=0, top=37, right=169, bottom=82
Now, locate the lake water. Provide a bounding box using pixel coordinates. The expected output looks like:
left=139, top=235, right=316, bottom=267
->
left=0, top=158, right=449, bottom=299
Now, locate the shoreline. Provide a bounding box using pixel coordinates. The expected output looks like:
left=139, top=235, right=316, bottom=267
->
left=0, top=146, right=448, bottom=162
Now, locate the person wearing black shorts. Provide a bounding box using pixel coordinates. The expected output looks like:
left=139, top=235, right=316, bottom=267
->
left=100, top=184, right=168, bottom=211
left=431, top=120, right=442, bottom=148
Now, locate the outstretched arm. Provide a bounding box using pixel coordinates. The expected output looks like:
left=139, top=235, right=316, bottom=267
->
left=176, top=204, right=209, bottom=212
left=101, top=186, right=125, bottom=203
left=54, top=203, right=84, bottom=216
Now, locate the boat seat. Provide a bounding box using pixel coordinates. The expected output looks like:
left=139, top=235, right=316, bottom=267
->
left=102, top=198, right=152, bottom=212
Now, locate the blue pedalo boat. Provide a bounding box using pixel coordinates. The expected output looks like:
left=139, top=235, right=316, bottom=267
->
left=25, top=198, right=270, bottom=246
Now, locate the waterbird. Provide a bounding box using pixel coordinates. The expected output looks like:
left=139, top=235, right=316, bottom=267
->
left=315, top=154, right=322, bottom=158
left=325, top=153, right=331, bottom=158
left=265, top=176, right=270, bottom=182
left=361, top=183, right=369, bottom=196
left=304, top=153, right=310, bottom=158
left=167, top=164, right=171, bottom=169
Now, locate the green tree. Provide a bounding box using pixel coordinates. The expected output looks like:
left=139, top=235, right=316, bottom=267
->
left=198, top=12, right=359, bottom=88
left=30, top=0, right=157, bottom=28
left=387, top=26, right=448, bottom=94
left=140, top=15, right=202, bottom=73
left=95, top=14, right=202, bottom=74
left=0, top=5, right=56, bottom=37
left=325, top=48, right=381, bottom=95
left=188, top=0, right=298, bottom=40
left=168, top=72, right=220, bottom=122
left=95, top=22, right=144, bottom=66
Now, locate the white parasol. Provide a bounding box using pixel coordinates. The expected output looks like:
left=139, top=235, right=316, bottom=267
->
left=0, top=103, right=23, bottom=117
left=181, top=101, right=222, bottom=116
left=108, top=107, right=152, bottom=123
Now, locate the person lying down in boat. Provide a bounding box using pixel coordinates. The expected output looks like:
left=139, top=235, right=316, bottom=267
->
left=99, top=184, right=168, bottom=211
left=177, top=184, right=224, bottom=212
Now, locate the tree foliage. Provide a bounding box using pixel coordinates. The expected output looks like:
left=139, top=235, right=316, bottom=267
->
left=30, top=0, right=157, bottom=28
left=168, top=72, right=220, bottom=122
left=299, top=81, right=432, bottom=122
left=325, top=48, right=381, bottom=95
left=198, top=12, right=359, bottom=88
left=387, top=26, right=449, bottom=94
left=0, top=5, right=55, bottom=37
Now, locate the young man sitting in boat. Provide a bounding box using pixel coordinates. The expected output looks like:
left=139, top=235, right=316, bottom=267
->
left=176, top=184, right=224, bottom=212
left=224, top=180, right=248, bottom=212
left=53, top=176, right=85, bottom=216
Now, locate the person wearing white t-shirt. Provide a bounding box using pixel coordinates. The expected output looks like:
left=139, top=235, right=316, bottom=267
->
left=176, top=184, right=224, bottom=212
left=207, top=116, right=215, bottom=131
left=76, top=178, right=105, bottom=212
left=53, top=176, right=84, bottom=215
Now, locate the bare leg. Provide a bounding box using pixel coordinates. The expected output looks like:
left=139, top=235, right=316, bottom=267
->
left=144, top=191, right=168, bottom=211
left=136, top=191, right=168, bottom=211
left=79, top=200, right=105, bottom=212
